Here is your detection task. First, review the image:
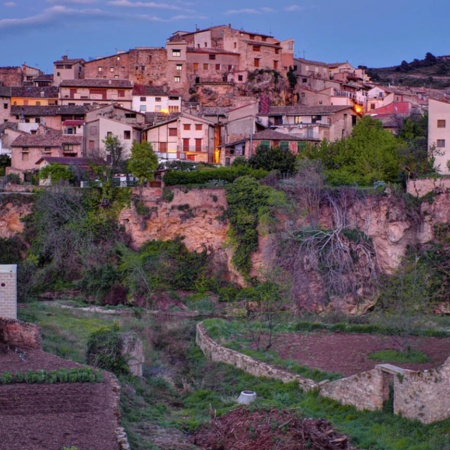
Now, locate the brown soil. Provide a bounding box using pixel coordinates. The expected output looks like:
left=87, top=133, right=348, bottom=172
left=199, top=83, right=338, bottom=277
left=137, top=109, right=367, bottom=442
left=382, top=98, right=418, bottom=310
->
left=270, top=331, right=450, bottom=376
left=190, top=406, right=355, bottom=450
left=0, top=347, right=120, bottom=450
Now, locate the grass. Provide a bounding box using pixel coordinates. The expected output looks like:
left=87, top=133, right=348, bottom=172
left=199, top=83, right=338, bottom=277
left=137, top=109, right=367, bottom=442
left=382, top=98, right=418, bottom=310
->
left=17, top=301, right=450, bottom=450
left=369, top=348, right=429, bottom=363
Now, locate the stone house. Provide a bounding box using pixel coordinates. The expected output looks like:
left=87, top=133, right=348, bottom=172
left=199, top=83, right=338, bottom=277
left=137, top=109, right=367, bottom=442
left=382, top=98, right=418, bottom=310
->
left=0, top=67, right=23, bottom=87
left=53, top=55, right=85, bottom=86
left=11, top=86, right=59, bottom=107
left=428, top=98, right=450, bottom=174
left=131, top=85, right=181, bottom=114
left=59, top=79, right=134, bottom=108
left=257, top=104, right=358, bottom=141
left=8, top=125, right=82, bottom=180
left=83, top=116, right=143, bottom=161
left=222, top=129, right=314, bottom=166
left=84, top=48, right=167, bottom=86
left=0, top=86, right=11, bottom=124
left=0, top=122, right=21, bottom=157
left=9, top=105, right=89, bottom=130
left=144, top=112, right=216, bottom=163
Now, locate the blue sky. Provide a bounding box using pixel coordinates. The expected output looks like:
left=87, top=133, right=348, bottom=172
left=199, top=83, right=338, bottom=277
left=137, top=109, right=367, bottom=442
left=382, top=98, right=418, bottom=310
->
left=1, top=0, right=450, bottom=74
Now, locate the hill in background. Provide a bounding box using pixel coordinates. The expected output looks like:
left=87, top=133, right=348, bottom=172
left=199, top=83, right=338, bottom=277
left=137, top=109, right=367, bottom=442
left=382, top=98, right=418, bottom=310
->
left=364, top=53, right=450, bottom=89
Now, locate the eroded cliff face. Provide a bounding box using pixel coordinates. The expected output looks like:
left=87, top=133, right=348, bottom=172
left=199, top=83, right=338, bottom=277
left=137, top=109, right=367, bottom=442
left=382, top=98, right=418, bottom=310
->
left=0, top=196, right=33, bottom=239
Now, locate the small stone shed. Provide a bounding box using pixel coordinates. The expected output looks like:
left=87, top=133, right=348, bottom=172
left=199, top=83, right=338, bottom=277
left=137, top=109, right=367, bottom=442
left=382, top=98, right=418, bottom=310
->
left=0, top=264, right=17, bottom=320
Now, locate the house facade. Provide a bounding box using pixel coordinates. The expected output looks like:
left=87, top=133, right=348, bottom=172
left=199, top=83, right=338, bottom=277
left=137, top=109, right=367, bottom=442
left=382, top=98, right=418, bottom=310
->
left=59, top=79, right=133, bottom=108
left=11, top=86, right=59, bottom=107
left=53, top=56, right=85, bottom=86
left=131, top=85, right=181, bottom=113
left=144, top=112, right=216, bottom=163
left=429, top=98, right=450, bottom=174
left=8, top=126, right=83, bottom=180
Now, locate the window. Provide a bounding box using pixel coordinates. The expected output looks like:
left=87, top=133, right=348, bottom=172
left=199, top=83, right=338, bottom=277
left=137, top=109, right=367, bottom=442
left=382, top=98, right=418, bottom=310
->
left=155, top=105, right=161, bottom=111
left=124, top=130, right=131, bottom=140
left=438, top=120, right=446, bottom=128
left=294, top=116, right=301, bottom=124
left=262, top=36, right=267, bottom=42
left=195, top=138, right=202, bottom=151
left=140, top=105, right=147, bottom=112
left=168, top=105, right=179, bottom=113
left=140, top=96, right=146, bottom=101
left=253, top=45, right=261, bottom=52
left=280, top=141, right=289, bottom=151
left=159, top=142, right=167, bottom=152
left=118, top=90, right=125, bottom=97
left=98, top=67, right=102, bottom=72
left=195, top=124, right=202, bottom=131
left=169, top=128, right=177, bottom=137
left=302, top=78, right=307, bottom=83
left=90, top=126, right=97, bottom=135
left=110, top=67, right=114, bottom=72
left=176, top=64, right=183, bottom=70
left=172, top=49, right=181, bottom=57
left=193, top=63, right=199, bottom=70
left=238, top=75, right=243, bottom=81
left=183, top=124, right=191, bottom=130
left=273, top=60, right=278, bottom=70
left=216, top=64, right=221, bottom=70
left=203, top=63, right=208, bottom=70
left=254, top=59, right=260, bottom=68
left=23, top=100, right=28, bottom=106
left=312, top=115, right=322, bottom=124
left=44, top=147, right=51, bottom=154
left=183, top=138, right=190, bottom=151
left=297, top=142, right=307, bottom=153
left=107, top=131, right=113, bottom=137
left=275, top=48, right=280, bottom=55
left=155, top=97, right=161, bottom=102
left=125, top=113, right=136, bottom=118
left=63, top=144, right=74, bottom=152
left=174, top=76, right=181, bottom=82
left=35, top=118, right=41, bottom=124
left=260, top=141, right=270, bottom=150
left=89, top=140, right=95, bottom=150
left=209, top=54, right=216, bottom=60
left=437, top=139, right=446, bottom=148
left=234, top=42, right=237, bottom=49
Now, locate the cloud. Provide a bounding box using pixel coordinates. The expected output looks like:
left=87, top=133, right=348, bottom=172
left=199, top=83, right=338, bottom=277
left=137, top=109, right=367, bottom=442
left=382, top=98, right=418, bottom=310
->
left=284, top=5, right=306, bottom=12
left=107, top=0, right=192, bottom=11
left=224, top=8, right=261, bottom=15
left=4, top=1, right=16, bottom=6
left=261, top=7, right=275, bottom=13
left=47, top=0, right=97, bottom=3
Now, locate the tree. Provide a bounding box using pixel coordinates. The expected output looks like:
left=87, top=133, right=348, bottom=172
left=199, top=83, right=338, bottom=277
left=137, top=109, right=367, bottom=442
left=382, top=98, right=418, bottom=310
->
left=128, top=141, right=158, bottom=201
left=38, top=163, right=75, bottom=185
left=103, top=135, right=127, bottom=178
left=248, top=145, right=296, bottom=176
left=0, top=154, right=11, bottom=176
left=307, top=116, right=402, bottom=186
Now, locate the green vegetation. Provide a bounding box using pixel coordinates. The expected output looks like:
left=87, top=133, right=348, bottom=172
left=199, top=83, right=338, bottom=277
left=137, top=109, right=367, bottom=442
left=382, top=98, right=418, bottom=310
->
left=128, top=141, right=158, bottom=202
left=38, top=163, right=75, bottom=185
left=17, top=303, right=450, bottom=450
left=248, top=145, right=297, bottom=176
left=0, top=154, right=11, bottom=176
left=369, top=349, right=429, bottom=363
left=0, top=367, right=102, bottom=384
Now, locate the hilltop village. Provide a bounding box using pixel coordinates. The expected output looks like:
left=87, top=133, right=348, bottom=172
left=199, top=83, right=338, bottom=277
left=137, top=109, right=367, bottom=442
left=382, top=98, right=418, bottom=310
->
left=1, top=24, right=449, bottom=180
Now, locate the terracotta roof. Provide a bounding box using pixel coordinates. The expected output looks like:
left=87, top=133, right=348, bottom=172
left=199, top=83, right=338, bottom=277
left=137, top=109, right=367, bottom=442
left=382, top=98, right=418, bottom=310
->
left=0, top=86, right=11, bottom=97
left=36, top=156, right=91, bottom=166
left=294, top=57, right=329, bottom=68
left=62, top=120, right=84, bottom=126
left=11, top=86, right=59, bottom=98
left=145, top=112, right=180, bottom=125
left=33, top=74, right=54, bottom=82
left=0, top=122, right=18, bottom=133
left=263, top=105, right=352, bottom=116
left=53, top=57, right=85, bottom=65
left=187, top=48, right=240, bottom=56
left=132, top=85, right=167, bottom=96
left=11, top=105, right=91, bottom=116
left=366, top=102, right=411, bottom=117
left=12, top=129, right=82, bottom=148
left=251, top=130, right=310, bottom=141
left=200, top=107, right=229, bottom=116
left=60, top=79, right=133, bottom=88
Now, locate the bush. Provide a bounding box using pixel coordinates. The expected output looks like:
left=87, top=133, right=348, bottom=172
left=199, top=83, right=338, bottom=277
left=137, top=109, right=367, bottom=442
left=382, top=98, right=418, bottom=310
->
left=163, top=166, right=267, bottom=186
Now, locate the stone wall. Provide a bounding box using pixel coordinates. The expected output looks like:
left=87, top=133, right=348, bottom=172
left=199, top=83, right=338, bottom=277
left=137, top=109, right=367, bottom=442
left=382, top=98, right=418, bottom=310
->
left=394, top=357, right=450, bottom=424
left=121, top=332, right=144, bottom=377
left=0, top=265, right=17, bottom=319
left=196, top=323, right=317, bottom=391
left=0, top=317, right=41, bottom=349
left=406, top=178, right=450, bottom=197
left=319, top=368, right=389, bottom=411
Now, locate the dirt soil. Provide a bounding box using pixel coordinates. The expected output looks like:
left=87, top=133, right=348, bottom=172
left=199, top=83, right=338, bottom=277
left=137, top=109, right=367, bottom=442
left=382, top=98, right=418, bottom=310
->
left=0, top=347, right=120, bottom=450
left=271, top=331, right=450, bottom=376
left=190, top=406, right=355, bottom=450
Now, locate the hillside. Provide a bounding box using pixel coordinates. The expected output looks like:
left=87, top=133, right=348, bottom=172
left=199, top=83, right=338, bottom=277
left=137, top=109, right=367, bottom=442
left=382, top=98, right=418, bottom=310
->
left=366, top=52, right=450, bottom=89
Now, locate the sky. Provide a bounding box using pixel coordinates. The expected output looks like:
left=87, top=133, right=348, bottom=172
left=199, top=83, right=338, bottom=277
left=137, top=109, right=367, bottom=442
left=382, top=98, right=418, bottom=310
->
left=1, top=0, right=450, bottom=74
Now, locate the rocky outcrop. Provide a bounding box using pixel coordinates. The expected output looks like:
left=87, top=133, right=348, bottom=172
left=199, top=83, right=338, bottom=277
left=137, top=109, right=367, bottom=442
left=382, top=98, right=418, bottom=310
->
left=0, top=196, right=33, bottom=238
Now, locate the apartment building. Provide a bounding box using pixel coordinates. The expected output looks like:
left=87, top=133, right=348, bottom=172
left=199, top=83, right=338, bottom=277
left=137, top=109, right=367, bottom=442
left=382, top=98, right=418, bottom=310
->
left=429, top=98, right=450, bottom=174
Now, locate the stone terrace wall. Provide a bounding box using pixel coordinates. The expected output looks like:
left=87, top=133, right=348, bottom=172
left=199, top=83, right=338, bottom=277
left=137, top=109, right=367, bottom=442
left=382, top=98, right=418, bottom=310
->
left=319, top=368, right=389, bottom=411
left=0, top=317, right=41, bottom=349
left=407, top=178, right=450, bottom=197
left=196, top=323, right=317, bottom=391
left=394, top=357, right=450, bottom=424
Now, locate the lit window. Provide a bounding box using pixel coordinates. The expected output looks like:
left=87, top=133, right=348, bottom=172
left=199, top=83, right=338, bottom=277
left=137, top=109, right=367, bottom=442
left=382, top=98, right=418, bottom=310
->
left=110, top=67, right=114, bottom=72
left=98, top=67, right=102, bottom=72
left=174, top=76, right=181, bottom=82
left=176, top=64, right=183, bottom=71
left=172, top=49, right=181, bottom=57
left=168, top=106, right=179, bottom=113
